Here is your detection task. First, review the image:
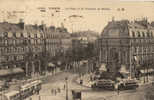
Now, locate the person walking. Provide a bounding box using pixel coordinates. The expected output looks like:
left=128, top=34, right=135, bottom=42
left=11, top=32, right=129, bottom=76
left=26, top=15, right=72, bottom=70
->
left=58, top=87, right=61, bottom=93
left=55, top=89, right=57, bottom=96
left=117, top=85, right=120, bottom=95
left=115, top=83, right=119, bottom=95
left=64, top=84, right=66, bottom=90
left=29, top=97, right=32, bottom=100
left=51, top=89, right=54, bottom=95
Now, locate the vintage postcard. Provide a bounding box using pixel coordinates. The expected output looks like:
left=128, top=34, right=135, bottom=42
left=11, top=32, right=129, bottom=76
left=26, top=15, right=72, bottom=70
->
left=0, top=0, right=153, bottom=100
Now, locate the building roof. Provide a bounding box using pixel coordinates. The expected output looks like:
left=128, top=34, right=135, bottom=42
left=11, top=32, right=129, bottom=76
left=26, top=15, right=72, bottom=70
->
left=0, top=22, right=22, bottom=33
left=0, top=21, right=70, bottom=39
left=101, top=19, right=154, bottom=38
left=0, top=22, right=44, bottom=38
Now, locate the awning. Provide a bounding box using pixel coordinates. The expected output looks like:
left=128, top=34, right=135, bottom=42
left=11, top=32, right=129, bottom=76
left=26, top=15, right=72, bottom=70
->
left=0, top=68, right=24, bottom=77
left=0, top=69, right=12, bottom=76
left=140, top=68, right=154, bottom=73
left=12, top=68, right=24, bottom=74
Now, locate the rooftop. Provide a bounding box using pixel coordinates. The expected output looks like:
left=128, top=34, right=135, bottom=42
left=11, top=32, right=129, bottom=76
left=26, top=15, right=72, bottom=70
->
left=101, top=19, right=154, bottom=38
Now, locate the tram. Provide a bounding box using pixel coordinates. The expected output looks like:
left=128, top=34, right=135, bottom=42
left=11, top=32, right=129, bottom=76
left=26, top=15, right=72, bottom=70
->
left=91, top=79, right=115, bottom=90
left=0, top=80, right=42, bottom=100
left=117, top=79, right=139, bottom=90
left=91, top=78, right=139, bottom=91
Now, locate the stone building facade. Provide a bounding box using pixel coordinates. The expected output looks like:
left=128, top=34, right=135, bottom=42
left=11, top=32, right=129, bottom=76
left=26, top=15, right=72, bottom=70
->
left=0, top=20, right=70, bottom=78
left=98, top=19, right=154, bottom=78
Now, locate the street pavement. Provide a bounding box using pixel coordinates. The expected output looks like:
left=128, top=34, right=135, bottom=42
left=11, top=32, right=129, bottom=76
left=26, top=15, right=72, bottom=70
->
left=24, top=71, right=154, bottom=100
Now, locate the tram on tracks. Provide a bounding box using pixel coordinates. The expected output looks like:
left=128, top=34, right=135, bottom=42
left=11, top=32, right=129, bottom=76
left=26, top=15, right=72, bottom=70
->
left=91, top=79, right=139, bottom=91
left=91, top=79, right=115, bottom=90
left=0, top=80, right=42, bottom=100
left=117, top=79, right=139, bottom=90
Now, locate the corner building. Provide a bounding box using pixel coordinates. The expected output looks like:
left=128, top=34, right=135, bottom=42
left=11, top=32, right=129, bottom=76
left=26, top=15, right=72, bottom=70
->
left=99, top=19, right=154, bottom=77
left=0, top=21, right=66, bottom=78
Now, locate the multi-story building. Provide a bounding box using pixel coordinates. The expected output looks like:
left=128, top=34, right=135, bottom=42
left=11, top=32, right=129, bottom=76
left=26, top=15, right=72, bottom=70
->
left=0, top=21, right=44, bottom=78
left=98, top=18, right=154, bottom=78
left=0, top=20, right=71, bottom=79
left=57, top=27, right=72, bottom=55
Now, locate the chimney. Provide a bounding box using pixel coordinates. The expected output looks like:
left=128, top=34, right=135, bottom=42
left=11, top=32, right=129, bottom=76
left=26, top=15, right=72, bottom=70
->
left=40, top=20, right=46, bottom=31
left=18, top=18, right=25, bottom=30
left=34, top=21, right=38, bottom=29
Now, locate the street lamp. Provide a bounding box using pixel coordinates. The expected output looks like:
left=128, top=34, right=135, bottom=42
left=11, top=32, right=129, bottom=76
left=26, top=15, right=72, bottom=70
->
left=65, top=77, right=68, bottom=100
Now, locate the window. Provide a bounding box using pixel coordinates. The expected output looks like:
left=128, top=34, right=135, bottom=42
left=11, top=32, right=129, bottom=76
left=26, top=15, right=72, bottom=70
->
left=132, top=31, right=135, bottom=37
left=13, top=40, right=16, bottom=45
left=5, top=40, right=7, bottom=45
left=134, top=47, right=137, bottom=53
left=13, top=32, right=16, bottom=37
left=142, top=32, right=145, bottom=37
left=35, top=34, right=37, bottom=38
left=4, top=32, right=8, bottom=37
left=137, top=31, right=141, bottom=37
left=28, top=33, right=31, bottom=38
left=151, top=32, right=153, bottom=37
left=21, top=32, right=23, bottom=37
left=147, top=32, right=150, bottom=37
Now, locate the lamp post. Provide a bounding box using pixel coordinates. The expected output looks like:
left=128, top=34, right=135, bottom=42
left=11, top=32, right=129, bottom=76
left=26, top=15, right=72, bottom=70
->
left=65, top=77, right=68, bottom=100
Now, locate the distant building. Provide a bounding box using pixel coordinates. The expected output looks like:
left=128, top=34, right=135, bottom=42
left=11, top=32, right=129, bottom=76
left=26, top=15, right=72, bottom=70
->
left=71, top=30, right=98, bottom=48
left=60, top=32, right=72, bottom=55
left=98, top=18, right=154, bottom=78
left=71, top=31, right=98, bottom=61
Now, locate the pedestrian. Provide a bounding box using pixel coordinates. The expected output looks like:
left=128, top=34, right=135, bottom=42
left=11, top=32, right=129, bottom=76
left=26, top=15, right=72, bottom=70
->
left=115, top=83, right=119, bottom=95
left=64, top=84, right=65, bottom=90
left=117, top=84, right=120, bottom=95
left=58, top=87, right=61, bottom=93
left=51, top=89, right=54, bottom=95
left=80, top=79, right=83, bottom=85
left=37, top=90, right=39, bottom=95
left=55, top=89, right=57, bottom=95
left=29, top=97, right=32, bottom=100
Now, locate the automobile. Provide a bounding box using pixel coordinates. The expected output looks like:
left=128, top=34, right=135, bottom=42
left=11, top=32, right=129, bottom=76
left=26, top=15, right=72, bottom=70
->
left=91, top=79, right=115, bottom=90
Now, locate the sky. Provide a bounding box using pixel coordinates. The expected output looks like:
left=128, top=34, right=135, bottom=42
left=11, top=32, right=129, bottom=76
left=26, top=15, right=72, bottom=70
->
left=0, top=0, right=154, bottom=33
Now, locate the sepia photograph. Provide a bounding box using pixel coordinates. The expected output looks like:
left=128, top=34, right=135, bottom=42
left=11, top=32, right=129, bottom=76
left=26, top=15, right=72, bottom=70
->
left=0, top=0, right=154, bottom=100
